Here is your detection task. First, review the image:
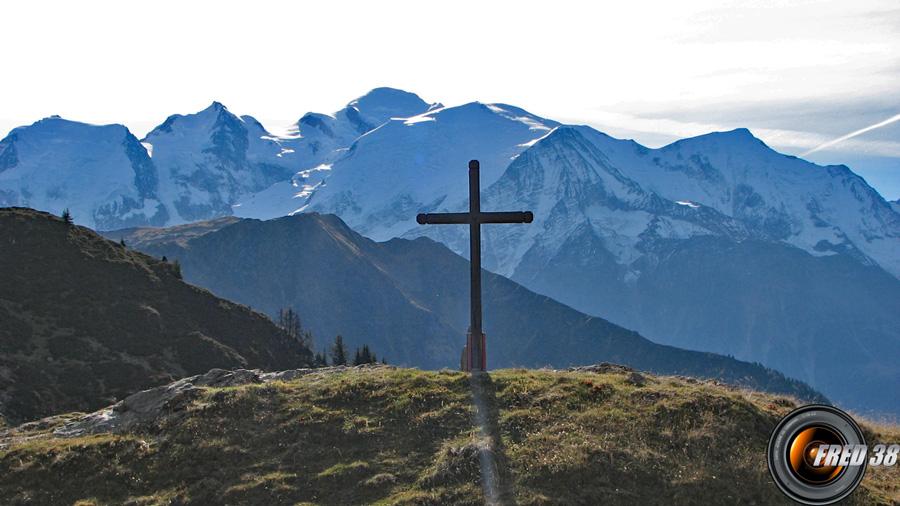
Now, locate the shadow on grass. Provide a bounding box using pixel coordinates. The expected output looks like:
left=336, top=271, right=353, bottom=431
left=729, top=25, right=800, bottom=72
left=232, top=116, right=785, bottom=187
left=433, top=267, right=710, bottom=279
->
left=471, top=372, right=517, bottom=506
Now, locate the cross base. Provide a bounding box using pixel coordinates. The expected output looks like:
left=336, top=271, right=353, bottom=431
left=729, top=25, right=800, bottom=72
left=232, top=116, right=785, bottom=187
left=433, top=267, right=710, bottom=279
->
left=461, top=330, right=486, bottom=372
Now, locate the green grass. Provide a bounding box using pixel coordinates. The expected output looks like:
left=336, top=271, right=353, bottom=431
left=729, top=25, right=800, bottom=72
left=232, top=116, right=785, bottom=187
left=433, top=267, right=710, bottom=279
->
left=0, top=367, right=897, bottom=505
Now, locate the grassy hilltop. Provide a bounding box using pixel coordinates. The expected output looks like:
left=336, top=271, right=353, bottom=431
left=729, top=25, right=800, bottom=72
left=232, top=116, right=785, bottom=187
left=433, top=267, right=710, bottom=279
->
left=1, top=366, right=897, bottom=505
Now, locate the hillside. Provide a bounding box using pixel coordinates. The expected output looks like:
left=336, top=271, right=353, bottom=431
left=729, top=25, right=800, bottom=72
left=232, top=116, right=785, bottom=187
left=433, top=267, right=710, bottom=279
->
left=108, top=213, right=823, bottom=403
left=0, top=208, right=311, bottom=425
left=0, top=366, right=896, bottom=505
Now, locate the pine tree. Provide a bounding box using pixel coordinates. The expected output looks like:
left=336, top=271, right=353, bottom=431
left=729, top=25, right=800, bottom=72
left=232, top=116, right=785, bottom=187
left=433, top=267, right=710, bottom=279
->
left=61, top=208, right=73, bottom=226
left=331, top=335, right=348, bottom=366
left=302, top=329, right=314, bottom=351
left=161, top=255, right=168, bottom=262
left=119, top=238, right=126, bottom=248
left=351, top=344, right=377, bottom=365
left=277, top=307, right=312, bottom=350
left=314, top=352, right=328, bottom=368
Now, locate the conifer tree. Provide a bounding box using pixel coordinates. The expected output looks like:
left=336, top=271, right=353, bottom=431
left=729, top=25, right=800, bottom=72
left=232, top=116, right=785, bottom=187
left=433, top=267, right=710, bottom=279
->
left=353, top=347, right=363, bottom=366
left=61, top=208, right=73, bottom=226
left=119, top=238, right=126, bottom=248
left=277, top=307, right=313, bottom=350
left=331, top=335, right=348, bottom=366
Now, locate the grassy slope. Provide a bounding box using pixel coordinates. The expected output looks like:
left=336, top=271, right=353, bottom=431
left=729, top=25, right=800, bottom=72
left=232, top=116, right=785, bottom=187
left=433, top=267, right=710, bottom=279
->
left=0, top=208, right=310, bottom=424
left=0, top=367, right=896, bottom=505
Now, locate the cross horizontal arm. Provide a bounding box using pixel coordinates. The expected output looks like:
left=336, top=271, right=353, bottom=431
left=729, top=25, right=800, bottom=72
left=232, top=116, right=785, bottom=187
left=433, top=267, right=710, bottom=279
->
left=416, top=212, right=470, bottom=224
left=416, top=211, right=534, bottom=225
left=478, top=211, right=534, bottom=224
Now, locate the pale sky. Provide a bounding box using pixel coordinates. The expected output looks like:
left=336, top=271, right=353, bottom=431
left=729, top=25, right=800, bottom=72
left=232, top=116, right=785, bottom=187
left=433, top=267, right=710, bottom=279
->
left=2, top=0, right=899, bottom=198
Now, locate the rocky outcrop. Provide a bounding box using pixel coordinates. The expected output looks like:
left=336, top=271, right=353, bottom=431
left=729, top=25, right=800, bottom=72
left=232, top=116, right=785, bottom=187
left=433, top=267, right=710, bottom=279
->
left=51, top=365, right=391, bottom=438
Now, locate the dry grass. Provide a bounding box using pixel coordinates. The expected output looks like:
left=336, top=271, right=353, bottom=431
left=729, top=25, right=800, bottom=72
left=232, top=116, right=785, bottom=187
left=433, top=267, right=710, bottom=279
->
left=0, top=367, right=896, bottom=505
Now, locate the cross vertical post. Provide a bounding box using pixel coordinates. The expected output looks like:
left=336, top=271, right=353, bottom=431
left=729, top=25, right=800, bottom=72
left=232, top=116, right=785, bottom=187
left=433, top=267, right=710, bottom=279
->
left=416, top=159, right=533, bottom=372
left=468, top=161, right=483, bottom=371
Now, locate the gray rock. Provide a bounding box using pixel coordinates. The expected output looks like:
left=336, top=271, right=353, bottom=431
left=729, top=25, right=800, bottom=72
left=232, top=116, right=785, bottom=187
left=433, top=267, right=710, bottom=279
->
left=51, top=364, right=392, bottom=438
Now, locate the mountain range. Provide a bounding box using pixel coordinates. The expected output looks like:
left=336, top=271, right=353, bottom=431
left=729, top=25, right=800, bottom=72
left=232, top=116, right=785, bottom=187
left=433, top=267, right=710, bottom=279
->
left=2, top=87, right=898, bottom=415
left=0, top=88, right=436, bottom=230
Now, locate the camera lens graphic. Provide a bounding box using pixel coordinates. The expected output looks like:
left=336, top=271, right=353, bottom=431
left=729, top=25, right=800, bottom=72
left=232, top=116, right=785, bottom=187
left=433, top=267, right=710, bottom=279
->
left=788, top=426, right=845, bottom=484
left=768, top=405, right=867, bottom=505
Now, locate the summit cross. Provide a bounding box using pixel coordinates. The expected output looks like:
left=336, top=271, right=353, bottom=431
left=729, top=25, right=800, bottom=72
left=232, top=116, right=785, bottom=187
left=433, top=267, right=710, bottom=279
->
left=416, top=159, right=533, bottom=372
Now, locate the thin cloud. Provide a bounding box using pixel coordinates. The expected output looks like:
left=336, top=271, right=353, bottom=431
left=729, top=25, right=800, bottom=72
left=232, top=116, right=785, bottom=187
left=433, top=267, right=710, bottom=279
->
left=801, top=113, right=900, bottom=156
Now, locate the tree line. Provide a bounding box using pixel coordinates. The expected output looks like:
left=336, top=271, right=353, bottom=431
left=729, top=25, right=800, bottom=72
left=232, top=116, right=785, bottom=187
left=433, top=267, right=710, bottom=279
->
left=277, top=307, right=384, bottom=368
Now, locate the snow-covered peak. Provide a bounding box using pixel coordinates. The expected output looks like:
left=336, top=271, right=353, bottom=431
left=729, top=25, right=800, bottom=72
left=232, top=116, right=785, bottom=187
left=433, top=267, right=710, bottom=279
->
left=297, top=112, right=336, bottom=137
left=0, top=117, right=146, bottom=180
left=0, top=116, right=165, bottom=230
left=565, top=124, right=900, bottom=278
left=292, top=101, right=558, bottom=240
left=347, top=87, right=435, bottom=126
left=392, top=116, right=899, bottom=280
left=5, top=116, right=133, bottom=145
left=291, top=88, right=436, bottom=140
left=144, top=101, right=248, bottom=142
left=407, top=102, right=555, bottom=133
left=500, top=125, right=638, bottom=193
left=274, top=89, right=438, bottom=172
left=141, top=102, right=297, bottom=223
left=669, top=126, right=757, bottom=144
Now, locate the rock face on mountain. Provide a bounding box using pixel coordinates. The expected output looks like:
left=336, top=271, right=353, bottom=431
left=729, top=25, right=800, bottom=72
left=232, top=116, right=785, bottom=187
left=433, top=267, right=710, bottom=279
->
left=0, top=208, right=310, bottom=425
left=109, top=213, right=823, bottom=403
